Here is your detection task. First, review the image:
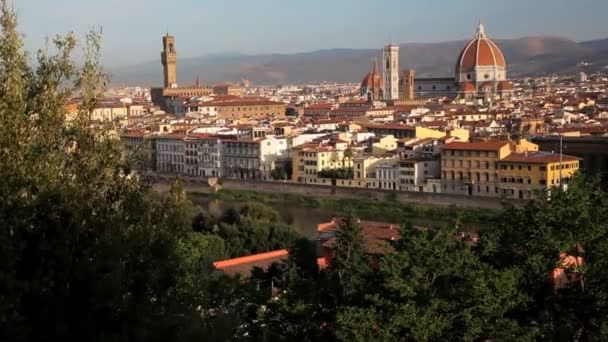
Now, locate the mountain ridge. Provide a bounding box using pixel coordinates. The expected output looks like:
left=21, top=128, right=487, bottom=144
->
left=110, top=36, right=608, bottom=86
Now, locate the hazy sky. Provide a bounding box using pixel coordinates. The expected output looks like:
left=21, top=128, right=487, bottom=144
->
left=15, top=0, right=608, bottom=67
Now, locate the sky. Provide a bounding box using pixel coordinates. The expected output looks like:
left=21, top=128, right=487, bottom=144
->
left=15, top=0, right=608, bottom=68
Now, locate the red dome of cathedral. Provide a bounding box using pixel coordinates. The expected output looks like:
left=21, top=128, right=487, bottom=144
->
left=456, top=23, right=506, bottom=73
left=360, top=60, right=384, bottom=89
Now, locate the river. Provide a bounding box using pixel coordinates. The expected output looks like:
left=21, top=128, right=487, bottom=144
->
left=193, top=197, right=487, bottom=239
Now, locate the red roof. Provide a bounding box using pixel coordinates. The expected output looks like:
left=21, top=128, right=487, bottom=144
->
left=459, top=82, right=476, bottom=92
left=442, top=141, right=509, bottom=151
left=213, top=250, right=289, bottom=276
left=497, top=80, right=513, bottom=91
left=501, top=152, right=580, bottom=164
left=456, top=23, right=506, bottom=72
left=365, top=123, right=415, bottom=130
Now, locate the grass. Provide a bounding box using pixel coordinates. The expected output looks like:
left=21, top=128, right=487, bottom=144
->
left=189, top=189, right=500, bottom=226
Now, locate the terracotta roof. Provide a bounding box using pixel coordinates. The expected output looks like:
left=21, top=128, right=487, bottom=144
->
left=155, top=133, right=186, bottom=140
left=213, top=250, right=288, bottom=277
left=497, top=80, right=513, bottom=91
left=459, top=82, right=476, bottom=92
left=501, top=152, right=581, bottom=164
left=319, top=219, right=399, bottom=254
left=456, top=23, right=506, bottom=72
left=365, top=123, right=415, bottom=130
left=442, top=141, right=509, bottom=151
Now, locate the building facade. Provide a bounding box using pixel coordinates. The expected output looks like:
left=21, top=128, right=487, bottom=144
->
left=441, top=141, right=511, bottom=196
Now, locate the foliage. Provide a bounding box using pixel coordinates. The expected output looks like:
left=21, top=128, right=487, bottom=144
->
left=191, top=188, right=499, bottom=226
left=0, top=3, right=207, bottom=340
left=271, top=167, right=288, bottom=180
left=192, top=202, right=300, bottom=258
left=317, top=167, right=354, bottom=179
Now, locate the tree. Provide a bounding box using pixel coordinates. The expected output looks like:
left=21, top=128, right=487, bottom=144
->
left=271, top=167, right=288, bottom=180
left=336, top=221, right=533, bottom=341
left=482, top=174, right=608, bottom=340
left=330, top=211, right=371, bottom=305
left=0, top=3, right=209, bottom=340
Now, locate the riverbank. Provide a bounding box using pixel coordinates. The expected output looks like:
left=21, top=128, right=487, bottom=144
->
left=189, top=188, right=500, bottom=227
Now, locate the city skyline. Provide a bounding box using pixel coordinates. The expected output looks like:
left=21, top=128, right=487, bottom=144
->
left=16, top=0, right=608, bottom=67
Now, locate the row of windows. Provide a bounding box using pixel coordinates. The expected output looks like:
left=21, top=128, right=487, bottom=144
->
left=447, top=150, right=497, bottom=158
left=443, top=171, right=497, bottom=182
left=158, top=144, right=183, bottom=152
left=158, top=154, right=184, bottom=163
left=444, top=159, right=494, bottom=169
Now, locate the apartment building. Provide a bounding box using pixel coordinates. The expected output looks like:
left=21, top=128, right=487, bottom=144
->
left=155, top=134, right=186, bottom=174
left=441, top=141, right=511, bottom=196
left=398, top=158, right=441, bottom=192
left=291, top=144, right=352, bottom=184
left=497, top=152, right=580, bottom=199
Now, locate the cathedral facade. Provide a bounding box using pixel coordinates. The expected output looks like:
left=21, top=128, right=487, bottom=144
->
left=360, top=23, right=513, bottom=102
left=413, top=23, right=513, bottom=100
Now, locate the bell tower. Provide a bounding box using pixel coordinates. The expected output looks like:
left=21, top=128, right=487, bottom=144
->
left=161, top=34, right=177, bottom=88
left=405, top=69, right=416, bottom=100
left=382, top=44, right=399, bottom=100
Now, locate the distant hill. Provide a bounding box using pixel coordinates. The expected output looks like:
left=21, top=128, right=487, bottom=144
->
left=110, top=36, right=608, bottom=86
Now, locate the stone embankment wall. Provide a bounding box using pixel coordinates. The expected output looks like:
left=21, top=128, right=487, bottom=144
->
left=152, top=175, right=510, bottom=209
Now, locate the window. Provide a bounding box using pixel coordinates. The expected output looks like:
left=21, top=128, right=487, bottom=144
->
left=484, top=73, right=490, bottom=79
left=466, top=74, right=472, bottom=80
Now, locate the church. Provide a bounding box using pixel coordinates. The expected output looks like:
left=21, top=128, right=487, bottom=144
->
left=360, top=23, right=513, bottom=102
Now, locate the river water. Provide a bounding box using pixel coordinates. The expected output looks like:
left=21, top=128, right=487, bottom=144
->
left=193, top=197, right=486, bottom=239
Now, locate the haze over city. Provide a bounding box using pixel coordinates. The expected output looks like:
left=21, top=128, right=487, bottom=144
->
left=16, top=0, right=608, bottom=67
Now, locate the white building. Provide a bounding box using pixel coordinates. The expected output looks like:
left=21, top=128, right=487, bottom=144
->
left=155, top=134, right=186, bottom=174
left=398, top=159, right=441, bottom=192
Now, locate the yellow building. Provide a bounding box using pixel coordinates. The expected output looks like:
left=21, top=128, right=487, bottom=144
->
left=213, top=83, right=244, bottom=97
left=497, top=152, right=580, bottom=199
left=513, top=139, right=539, bottom=153
left=372, top=135, right=398, bottom=154
left=415, top=126, right=470, bottom=142
left=441, top=141, right=511, bottom=196
left=216, top=100, right=286, bottom=120
left=291, top=144, right=353, bottom=184
left=415, top=126, right=445, bottom=139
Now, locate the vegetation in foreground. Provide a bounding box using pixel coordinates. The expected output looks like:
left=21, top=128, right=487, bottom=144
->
left=1, top=2, right=608, bottom=341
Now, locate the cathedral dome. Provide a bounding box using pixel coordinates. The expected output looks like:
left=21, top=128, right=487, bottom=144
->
left=459, top=82, right=476, bottom=93
left=456, top=23, right=506, bottom=73
left=497, top=80, right=513, bottom=91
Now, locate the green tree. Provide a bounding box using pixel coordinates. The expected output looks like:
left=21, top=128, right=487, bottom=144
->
left=483, top=174, right=608, bottom=340
left=336, top=222, right=533, bottom=341
left=330, top=211, right=371, bottom=305
left=271, top=166, right=288, bottom=180
left=0, top=3, right=209, bottom=340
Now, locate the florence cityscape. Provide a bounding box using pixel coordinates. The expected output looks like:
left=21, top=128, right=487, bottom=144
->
left=3, top=0, right=608, bottom=340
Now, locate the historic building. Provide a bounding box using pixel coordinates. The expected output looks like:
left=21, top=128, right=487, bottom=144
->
left=360, top=60, right=384, bottom=101
left=151, top=34, right=212, bottom=112
left=453, top=23, right=513, bottom=100
left=386, top=23, right=513, bottom=101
